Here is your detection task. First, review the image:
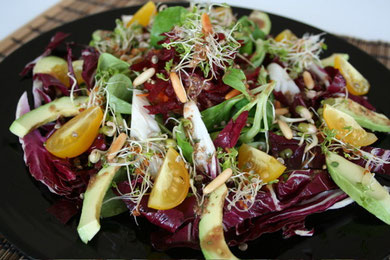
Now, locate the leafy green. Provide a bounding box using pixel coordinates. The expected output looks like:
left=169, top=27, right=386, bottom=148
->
left=175, top=120, right=193, bottom=163
left=97, top=53, right=130, bottom=79
left=239, top=82, right=275, bottom=143
left=106, top=74, right=133, bottom=114
left=217, top=147, right=238, bottom=171
left=201, top=95, right=243, bottom=130
left=251, top=39, right=267, bottom=68
left=150, top=6, right=189, bottom=47
left=101, top=187, right=128, bottom=218
left=222, top=68, right=251, bottom=100
left=236, top=16, right=266, bottom=55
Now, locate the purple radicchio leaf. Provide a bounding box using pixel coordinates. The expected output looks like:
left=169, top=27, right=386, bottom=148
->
left=20, top=32, right=70, bottom=77
left=15, top=93, right=90, bottom=198
left=81, top=47, right=100, bottom=89
left=66, top=44, right=78, bottom=90
left=222, top=169, right=338, bottom=230
left=214, top=111, right=249, bottom=149
left=34, top=73, right=70, bottom=97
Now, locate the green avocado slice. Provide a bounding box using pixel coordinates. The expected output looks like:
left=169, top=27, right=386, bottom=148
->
left=324, top=97, right=390, bottom=132
left=199, top=184, right=238, bottom=260
left=9, top=96, right=88, bottom=138
left=77, top=165, right=121, bottom=244
left=326, top=151, right=390, bottom=225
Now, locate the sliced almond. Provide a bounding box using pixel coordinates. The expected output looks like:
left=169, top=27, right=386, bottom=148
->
left=107, top=133, right=128, bottom=162
left=201, top=13, right=213, bottom=36
left=133, top=68, right=155, bottom=87
left=275, top=108, right=289, bottom=115
left=303, top=71, right=314, bottom=89
left=225, top=89, right=240, bottom=100
left=203, top=168, right=232, bottom=194
left=170, top=72, right=188, bottom=103
left=277, top=119, right=293, bottom=140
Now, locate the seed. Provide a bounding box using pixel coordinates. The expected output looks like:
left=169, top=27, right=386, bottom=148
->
left=88, top=149, right=102, bottom=164
left=203, top=168, right=232, bottom=194
left=295, top=105, right=312, bottom=120
left=275, top=108, right=289, bottom=115
left=133, top=68, right=156, bottom=87
left=239, top=243, right=248, bottom=251
left=303, top=71, right=315, bottom=89
left=306, top=90, right=317, bottom=99
left=279, top=148, right=293, bottom=159
left=297, top=123, right=317, bottom=134
left=170, top=72, right=188, bottom=103
left=276, top=157, right=285, bottom=165
left=151, top=55, right=158, bottom=64
left=277, top=119, right=293, bottom=140
left=225, top=89, right=240, bottom=100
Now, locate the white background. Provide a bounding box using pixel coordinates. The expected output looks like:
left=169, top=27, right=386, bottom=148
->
left=0, top=0, right=390, bottom=42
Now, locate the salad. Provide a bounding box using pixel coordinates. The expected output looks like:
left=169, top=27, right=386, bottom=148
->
left=9, top=1, right=390, bottom=258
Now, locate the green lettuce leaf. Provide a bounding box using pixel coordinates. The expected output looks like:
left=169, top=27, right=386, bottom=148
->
left=222, top=68, right=251, bottom=100
left=175, top=120, right=193, bottom=163
left=150, top=6, right=189, bottom=47
left=106, top=74, right=133, bottom=114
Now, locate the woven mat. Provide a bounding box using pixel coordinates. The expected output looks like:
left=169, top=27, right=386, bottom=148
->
left=1, top=0, right=390, bottom=259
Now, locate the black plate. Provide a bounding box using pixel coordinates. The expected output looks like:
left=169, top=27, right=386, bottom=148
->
left=1, top=3, right=389, bottom=259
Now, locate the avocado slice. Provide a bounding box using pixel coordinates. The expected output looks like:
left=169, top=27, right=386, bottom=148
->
left=324, top=97, right=390, bottom=132
left=9, top=96, right=88, bottom=138
left=77, top=165, right=121, bottom=244
left=321, top=53, right=349, bottom=67
left=249, top=11, right=271, bottom=35
left=326, top=151, right=390, bottom=225
left=199, top=184, right=238, bottom=260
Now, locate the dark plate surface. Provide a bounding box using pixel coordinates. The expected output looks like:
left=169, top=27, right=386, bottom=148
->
left=0, top=3, right=390, bottom=259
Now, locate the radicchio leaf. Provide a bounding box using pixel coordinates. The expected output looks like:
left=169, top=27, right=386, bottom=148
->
left=66, top=44, right=78, bottom=90
left=214, top=111, right=249, bottom=149
left=20, top=32, right=70, bottom=77
left=47, top=199, right=80, bottom=224
left=34, top=73, right=70, bottom=97
left=81, top=47, right=100, bottom=89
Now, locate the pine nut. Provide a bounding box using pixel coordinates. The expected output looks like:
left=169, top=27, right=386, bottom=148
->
left=303, top=71, right=314, bottom=89
left=170, top=72, right=188, bottom=103
left=225, top=89, right=240, bottom=100
left=133, top=68, right=155, bottom=87
left=201, top=13, right=213, bottom=36
left=203, top=168, right=232, bottom=194
left=277, top=119, right=293, bottom=140
left=107, top=133, right=128, bottom=162
left=275, top=108, right=289, bottom=115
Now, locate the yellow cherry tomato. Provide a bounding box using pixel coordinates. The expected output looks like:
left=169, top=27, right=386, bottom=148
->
left=323, top=104, right=377, bottom=147
left=148, top=148, right=190, bottom=210
left=238, top=144, right=286, bottom=183
left=334, top=55, right=370, bottom=96
left=126, top=1, right=156, bottom=27
left=275, top=29, right=297, bottom=42
left=46, top=106, right=103, bottom=158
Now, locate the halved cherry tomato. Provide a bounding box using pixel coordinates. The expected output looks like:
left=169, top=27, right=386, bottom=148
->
left=126, top=1, right=156, bottom=27
left=275, top=29, right=297, bottom=42
left=148, top=148, right=190, bottom=210
left=334, top=55, right=370, bottom=96
left=238, top=144, right=286, bottom=183
left=323, top=104, right=377, bottom=147
left=46, top=106, right=103, bottom=158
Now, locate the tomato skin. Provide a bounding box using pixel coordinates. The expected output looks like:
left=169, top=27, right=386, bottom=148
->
left=323, top=104, right=377, bottom=147
left=275, top=29, right=297, bottom=42
left=45, top=106, right=103, bottom=158
left=148, top=148, right=190, bottom=210
left=238, top=144, right=286, bottom=183
left=334, top=55, right=370, bottom=96
left=126, top=1, right=156, bottom=27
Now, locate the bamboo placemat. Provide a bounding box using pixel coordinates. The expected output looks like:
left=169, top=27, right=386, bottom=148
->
left=1, top=0, right=390, bottom=259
